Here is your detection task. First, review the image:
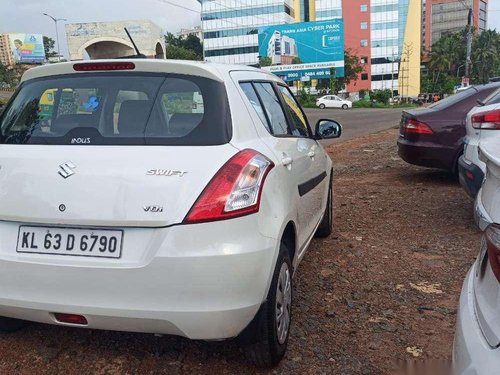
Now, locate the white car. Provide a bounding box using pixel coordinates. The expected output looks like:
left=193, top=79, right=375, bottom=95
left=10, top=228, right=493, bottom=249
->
left=316, top=95, right=352, bottom=110
left=454, top=139, right=500, bottom=374
left=0, top=59, right=341, bottom=367
left=459, top=88, right=500, bottom=198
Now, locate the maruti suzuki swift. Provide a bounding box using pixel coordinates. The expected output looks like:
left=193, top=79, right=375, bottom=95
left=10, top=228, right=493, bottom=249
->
left=0, top=60, right=341, bottom=367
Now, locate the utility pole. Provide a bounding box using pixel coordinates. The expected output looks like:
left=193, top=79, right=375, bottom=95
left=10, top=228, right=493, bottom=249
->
left=464, top=7, right=473, bottom=85
left=43, top=13, right=67, bottom=62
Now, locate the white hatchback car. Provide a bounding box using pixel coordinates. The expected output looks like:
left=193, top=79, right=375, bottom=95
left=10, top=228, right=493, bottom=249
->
left=0, top=60, right=341, bottom=367
left=454, top=140, right=500, bottom=374
left=458, top=88, right=500, bottom=198
left=316, top=95, right=352, bottom=110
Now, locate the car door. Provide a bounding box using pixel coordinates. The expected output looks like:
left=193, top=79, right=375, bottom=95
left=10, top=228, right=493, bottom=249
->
left=234, top=76, right=323, bottom=252
left=276, top=84, right=327, bottom=241
left=332, top=96, right=342, bottom=108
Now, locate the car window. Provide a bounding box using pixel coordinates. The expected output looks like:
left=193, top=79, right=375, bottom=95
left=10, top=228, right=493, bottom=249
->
left=428, top=87, right=478, bottom=109
left=253, top=82, right=291, bottom=136
left=485, top=89, right=500, bottom=105
left=239, top=82, right=272, bottom=133
left=277, top=85, right=310, bottom=137
left=0, top=73, right=231, bottom=145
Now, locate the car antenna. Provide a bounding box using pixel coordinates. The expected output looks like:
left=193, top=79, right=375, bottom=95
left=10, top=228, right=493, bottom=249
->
left=119, top=27, right=147, bottom=59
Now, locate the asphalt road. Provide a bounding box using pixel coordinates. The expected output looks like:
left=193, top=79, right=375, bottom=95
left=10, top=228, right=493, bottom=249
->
left=304, top=107, right=404, bottom=144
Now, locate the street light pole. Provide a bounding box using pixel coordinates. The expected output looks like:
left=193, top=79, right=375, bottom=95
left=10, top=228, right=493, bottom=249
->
left=43, top=13, right=67, bottom=62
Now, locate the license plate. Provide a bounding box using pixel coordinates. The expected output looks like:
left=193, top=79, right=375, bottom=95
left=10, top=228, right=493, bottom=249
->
left=16, top=226, right=123, bottom=258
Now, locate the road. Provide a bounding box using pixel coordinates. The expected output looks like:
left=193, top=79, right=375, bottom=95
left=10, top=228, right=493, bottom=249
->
left=304, top=107, right=404, bottom=143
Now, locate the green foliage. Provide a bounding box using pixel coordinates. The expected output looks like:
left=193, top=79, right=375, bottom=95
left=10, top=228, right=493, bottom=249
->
left=165, top=45, right=201, bottom=61
left=164, top=32, right=203, bottom=61
left=43, top=36, right=57, bottom=58
left=292, top=57, right=302, bottom=64
left=329, top=49, right=363, bottom=94
left=370, top=89, right=392, bottom=105
left=425, top=28, right=500, bottom=89
left=298, top=88, right=316, bottom=108
left=259, top=56, right=272, bottom=67
left=421, top=73, right=460, bottom=94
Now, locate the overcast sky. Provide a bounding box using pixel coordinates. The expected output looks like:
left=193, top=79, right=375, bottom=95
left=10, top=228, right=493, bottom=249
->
left=0, top=0, right=201, bottom=58
left=0, top=0, right=499, bottom=59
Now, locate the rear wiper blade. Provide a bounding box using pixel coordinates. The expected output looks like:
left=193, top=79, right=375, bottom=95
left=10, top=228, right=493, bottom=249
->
left=477, top=99, right=486, bottom=106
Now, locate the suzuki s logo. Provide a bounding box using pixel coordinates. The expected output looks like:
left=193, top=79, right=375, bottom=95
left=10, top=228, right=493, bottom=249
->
left=58, top=161, right=76, bottom=179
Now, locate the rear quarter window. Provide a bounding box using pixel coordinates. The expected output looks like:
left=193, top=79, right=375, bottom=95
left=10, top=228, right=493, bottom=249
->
left=0, top=73, right=231, bottom=146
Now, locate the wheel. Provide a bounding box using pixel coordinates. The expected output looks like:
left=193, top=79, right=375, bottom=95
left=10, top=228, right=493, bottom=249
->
left=319, top=103, right=326, bottom=109
left=315, top=175, right=332, bottom=238
left=0, top=317, right=27, bottom=333
left=342, top=104, right=348, bottom=110
left=241, top=243, right=292, bottom=367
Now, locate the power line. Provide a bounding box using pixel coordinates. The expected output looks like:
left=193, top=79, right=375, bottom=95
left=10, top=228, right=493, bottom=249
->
left=154, top=0, right=201, bottom=13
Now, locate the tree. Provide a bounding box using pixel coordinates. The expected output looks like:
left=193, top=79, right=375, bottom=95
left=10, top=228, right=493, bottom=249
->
left=164, top=32, right=203, bottom=61
left=291, top=57, right=302, bottom=64
left=259, top=56, right=272, bottom=67
left=472, top=30, right=500, bottom=83
left=328, top=49, right=363, bottom=94
left=165, top=45, right=201, bottom=61
left=43, top=36, right=58, bottom=58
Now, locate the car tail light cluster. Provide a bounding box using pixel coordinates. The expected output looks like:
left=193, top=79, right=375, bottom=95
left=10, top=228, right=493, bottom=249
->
left=485, top=224, right=500, bottom=282
left=73, top=62, right=135, bottom=71
left=184, top=149, right=274, bottom=224
left=472, top=110, right=500, bottom=129
left=402, top=118, right=434, bottom=134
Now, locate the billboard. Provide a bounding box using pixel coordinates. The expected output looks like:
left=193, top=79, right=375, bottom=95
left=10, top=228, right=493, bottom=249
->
left=9, top=34, right=46, bottom=64
left=258, top=20, right=344, bottom=81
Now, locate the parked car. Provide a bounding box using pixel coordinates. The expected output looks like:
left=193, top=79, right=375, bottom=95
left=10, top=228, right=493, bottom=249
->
left=458, top=88, right=500, bottom=197
left=397, top=82, right=500, bottom=175
left=316, top=95, right=352, bottom=109
left=454, top=140, right=500, bottom=374
left=0, top=60, right=342, bottom=367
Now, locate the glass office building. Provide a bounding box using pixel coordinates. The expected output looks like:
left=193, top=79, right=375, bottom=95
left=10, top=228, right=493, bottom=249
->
left=199, top=0, right=422, bottom=96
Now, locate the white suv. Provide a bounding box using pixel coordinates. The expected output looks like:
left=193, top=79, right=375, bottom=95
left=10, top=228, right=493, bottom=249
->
left=459, top=88, right=500, bottom=198
left=0, top=60, right=341, bottom=366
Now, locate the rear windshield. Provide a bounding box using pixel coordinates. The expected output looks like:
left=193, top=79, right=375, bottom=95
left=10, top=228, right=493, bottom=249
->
left=485, top=88, right=500, bottom=105
left=0, top=73, right=231, bottom=145
left=428, top=87, right=478, bottom=110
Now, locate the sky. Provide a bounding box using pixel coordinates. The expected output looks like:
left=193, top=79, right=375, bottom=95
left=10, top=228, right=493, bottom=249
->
left=0, top=0, right=499, bottom=59
left=0, top=0, right=201, bottom=58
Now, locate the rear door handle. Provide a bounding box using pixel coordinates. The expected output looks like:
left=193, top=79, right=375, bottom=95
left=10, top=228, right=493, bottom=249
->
left=307, top=150, right=316, bottom=158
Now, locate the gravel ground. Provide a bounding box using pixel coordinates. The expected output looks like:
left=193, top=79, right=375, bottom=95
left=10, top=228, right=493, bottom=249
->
left=0, top=128, right=480, bottom=374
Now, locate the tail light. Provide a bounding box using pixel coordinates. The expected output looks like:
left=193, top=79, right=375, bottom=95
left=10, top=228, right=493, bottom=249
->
left=472, top=109, right=500, bottom=129
left=403, top=118, right=434, bottom=134
left=73, top=62, right=135, bottom=71
left=485, top=224, right=500, bottom=282
left=183, top=149, right=274, bottom=224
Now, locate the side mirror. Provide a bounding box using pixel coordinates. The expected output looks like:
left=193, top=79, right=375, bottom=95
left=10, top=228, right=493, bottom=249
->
left=315, top=119, right=342, bottom=139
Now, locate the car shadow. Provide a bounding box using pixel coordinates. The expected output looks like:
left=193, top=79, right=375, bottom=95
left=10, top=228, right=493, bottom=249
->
left=396, top=168, right=459, bottom=187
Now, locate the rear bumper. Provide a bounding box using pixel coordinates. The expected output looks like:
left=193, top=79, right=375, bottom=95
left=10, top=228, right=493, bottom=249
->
left=0, top=217, right=279, bottom=340
left=453, top=267, right=500, bottom=375
left=397, top=138, right=457, bottom=171
left=458, top=156, right=484, bottom=198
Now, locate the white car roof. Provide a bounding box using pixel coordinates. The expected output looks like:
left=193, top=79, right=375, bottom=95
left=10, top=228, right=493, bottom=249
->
left=21, top=59, right=283, bottom=84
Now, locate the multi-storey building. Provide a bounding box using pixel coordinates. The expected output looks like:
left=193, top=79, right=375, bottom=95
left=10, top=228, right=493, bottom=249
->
left=423, top=0, right=488, bottom=51
left=200, top=0, right=421, bottom=96
left=200, top=0, right=295, bottom=65
left=0, top=34, right=15, bottom=67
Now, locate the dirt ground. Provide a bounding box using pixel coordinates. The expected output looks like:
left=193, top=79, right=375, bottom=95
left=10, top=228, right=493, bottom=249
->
left=0, top=128, right=480, bottom=374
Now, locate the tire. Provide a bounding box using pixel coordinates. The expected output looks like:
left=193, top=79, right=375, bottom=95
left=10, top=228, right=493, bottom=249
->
left=319, top=103, right=326, bottom=109
left=315, top=176, right=332, bottom=238
left=342, top=104, right=348, bottom=110
left=0, top=317, right=27, bottom=333
left=242, top=243, right=292, bottom=368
